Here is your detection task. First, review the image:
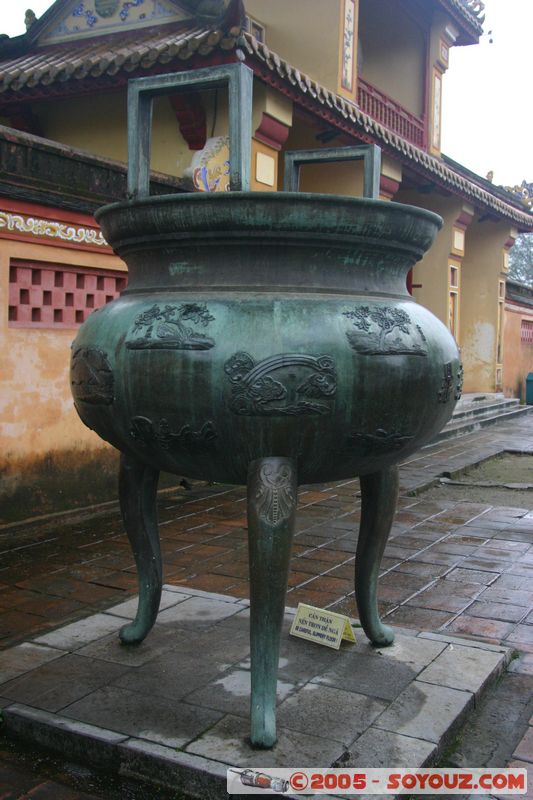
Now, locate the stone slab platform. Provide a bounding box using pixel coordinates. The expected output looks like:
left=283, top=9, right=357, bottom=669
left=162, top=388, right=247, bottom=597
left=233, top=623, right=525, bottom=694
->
left=0, top=585, right=511, bottom=800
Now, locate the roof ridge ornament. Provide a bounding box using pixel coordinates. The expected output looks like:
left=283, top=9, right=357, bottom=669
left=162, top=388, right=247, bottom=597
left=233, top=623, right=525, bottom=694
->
left=464, top=0, right=484, bottom=13
left=503, top=181, right=533, bottom=212
left=460, top=0, right=485, bottom=22
left=24, top=9, right=38, bottom=31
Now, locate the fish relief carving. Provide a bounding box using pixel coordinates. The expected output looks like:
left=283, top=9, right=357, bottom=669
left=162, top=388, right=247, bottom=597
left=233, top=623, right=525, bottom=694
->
left=343, top=306, right=427, bottom=356
left=127, top=303, right=215, bottom=350
left=224, top=352, right=336, bottom=416
left=129, top=417, right=217, bottom=450
left=255, top=462, right=295, bottom=527
left=70, top=348, right=114, bottom=405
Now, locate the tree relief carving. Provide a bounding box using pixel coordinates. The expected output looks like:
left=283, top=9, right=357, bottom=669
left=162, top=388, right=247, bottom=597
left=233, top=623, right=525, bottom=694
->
left=224, top=352, right=336, bottom=416
left=343, top=306, right=427, bottom=356
left=127, top=303, right=215, bottom=350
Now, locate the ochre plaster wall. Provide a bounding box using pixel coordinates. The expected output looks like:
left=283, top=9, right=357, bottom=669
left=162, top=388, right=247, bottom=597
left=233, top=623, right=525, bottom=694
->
left=245, top=0, right=342, bottom=94
left=33, top=83, right=285, bottom=185
left=395, top=190, right=462, bottom=326
left=460, top=219, right=509, bottom=394
left=358, top=0, right=426, bottom=117
left=281, top=121, right=366, bottom=197
left=503, top=303, right=533, bottom=401
left=0, top=220, right=126, bottom=520
left=34, top=92, right=194, bottom=178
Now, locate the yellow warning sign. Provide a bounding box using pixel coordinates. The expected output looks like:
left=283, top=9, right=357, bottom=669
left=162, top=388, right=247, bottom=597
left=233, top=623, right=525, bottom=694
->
left=289, top=603, right=356, bottom=650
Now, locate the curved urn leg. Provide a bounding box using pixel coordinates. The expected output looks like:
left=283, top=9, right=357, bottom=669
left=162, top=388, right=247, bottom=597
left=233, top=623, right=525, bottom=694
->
left=247, top=457, right=297, bottom=749
left=355, top=465, right=399, bottom=648
left=118, top=452, right=162, bottom=645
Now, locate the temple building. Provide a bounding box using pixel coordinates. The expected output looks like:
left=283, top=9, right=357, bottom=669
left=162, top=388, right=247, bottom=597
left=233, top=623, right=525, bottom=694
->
left=0, top=0, right=532, bottom=519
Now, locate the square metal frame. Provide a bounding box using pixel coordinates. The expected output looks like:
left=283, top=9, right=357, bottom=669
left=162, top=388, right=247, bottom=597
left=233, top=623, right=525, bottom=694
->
left=283, top=145, right=382, bottom=199
left=127, top=63, right=254, bottom=199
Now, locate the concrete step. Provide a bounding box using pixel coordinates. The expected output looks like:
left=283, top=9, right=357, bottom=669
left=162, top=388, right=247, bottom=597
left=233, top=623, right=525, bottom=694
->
left=450, top=397, right=520, bottom=424
left=432, top=404, right=533, bottom=445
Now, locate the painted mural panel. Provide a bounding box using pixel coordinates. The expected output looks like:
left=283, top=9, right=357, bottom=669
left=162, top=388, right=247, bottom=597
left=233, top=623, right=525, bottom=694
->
left=39, top=0, right=187, bottom=43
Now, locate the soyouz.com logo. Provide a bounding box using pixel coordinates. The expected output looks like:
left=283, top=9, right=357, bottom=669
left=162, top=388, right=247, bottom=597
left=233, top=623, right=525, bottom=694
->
left=227, top=767, right=528, bottom=794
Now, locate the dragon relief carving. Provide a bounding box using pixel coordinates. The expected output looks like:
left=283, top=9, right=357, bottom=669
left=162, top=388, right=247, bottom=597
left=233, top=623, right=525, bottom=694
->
left=224, top=352, right=336, bottom=416
left=127, top=303, right=215, bottom=351
left=343, top=306, right=427, bottom=356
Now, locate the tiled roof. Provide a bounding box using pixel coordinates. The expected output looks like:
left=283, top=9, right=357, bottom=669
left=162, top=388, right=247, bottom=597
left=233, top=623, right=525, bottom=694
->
left=0, top=18, right=530, bottom=229
left=0, top=22, right=232, bottom=93
left=506, top=280, right=533, bottom=308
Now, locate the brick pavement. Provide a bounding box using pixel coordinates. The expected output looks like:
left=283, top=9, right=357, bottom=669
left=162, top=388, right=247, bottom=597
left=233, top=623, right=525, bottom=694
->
left=1, top=412, right=533, bottom=796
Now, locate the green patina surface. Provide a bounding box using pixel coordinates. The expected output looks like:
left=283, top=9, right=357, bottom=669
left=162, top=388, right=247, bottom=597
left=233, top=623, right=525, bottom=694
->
left=67, top=64, right=461, bottom=749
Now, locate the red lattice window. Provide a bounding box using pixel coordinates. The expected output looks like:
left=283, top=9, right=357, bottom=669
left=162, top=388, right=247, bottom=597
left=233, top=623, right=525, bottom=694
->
left=8, top=260, right=127, bottom=329
left=521, top=319, right=533, bottom=344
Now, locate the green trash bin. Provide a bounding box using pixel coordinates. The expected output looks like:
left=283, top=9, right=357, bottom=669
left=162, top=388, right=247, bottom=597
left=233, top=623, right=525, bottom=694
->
left=527, top=373, right=533, bottom=405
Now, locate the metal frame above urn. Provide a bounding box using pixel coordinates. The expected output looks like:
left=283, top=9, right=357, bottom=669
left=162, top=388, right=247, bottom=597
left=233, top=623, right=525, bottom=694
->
left=70, top=63, right=462, bottom=749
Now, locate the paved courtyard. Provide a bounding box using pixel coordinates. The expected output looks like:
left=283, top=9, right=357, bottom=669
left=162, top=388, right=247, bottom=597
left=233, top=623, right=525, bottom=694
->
left=1, top=412, right=533, bottom=798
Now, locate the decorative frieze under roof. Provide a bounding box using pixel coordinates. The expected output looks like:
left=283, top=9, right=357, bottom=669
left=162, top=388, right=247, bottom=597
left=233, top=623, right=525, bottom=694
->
left=37, top=0, right=189, bottom=45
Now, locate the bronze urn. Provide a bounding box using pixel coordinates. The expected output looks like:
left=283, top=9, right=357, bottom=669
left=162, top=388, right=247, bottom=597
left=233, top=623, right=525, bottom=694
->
left=70, top=64, right=461, bottom=748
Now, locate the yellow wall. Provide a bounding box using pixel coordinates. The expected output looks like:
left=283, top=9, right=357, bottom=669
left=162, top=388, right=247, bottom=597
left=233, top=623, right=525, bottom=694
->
left=504, top=303, right=533, bottom=400
left=251, top=139, right=279, bottom=191
left=396, top=191, right=463, bottom=325
left=460, top=219, right=512, bottom=393
left=358, top=0, right=426, bottom=117
left=34, top=92, right=194, bottom=178
left=281, top=121, right=365, bottom=196
left=299, top=160, right=365, bottom=197
left=245, top=0, right=343, bottom=94
left=33, top=82, right=288, bottom=185
left=0, top=236, right=125, bottom=463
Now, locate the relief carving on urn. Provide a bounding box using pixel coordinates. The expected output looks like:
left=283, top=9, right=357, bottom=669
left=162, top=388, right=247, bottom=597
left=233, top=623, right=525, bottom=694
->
left=129, top=417, right=217, bottom=451
left=127, top=303, right=215, bottom=350
left=224, top=352, right=337, bottom=416
left=343, top=306, right=428, bottom=356
left=71, top=347, right=114, bottom=405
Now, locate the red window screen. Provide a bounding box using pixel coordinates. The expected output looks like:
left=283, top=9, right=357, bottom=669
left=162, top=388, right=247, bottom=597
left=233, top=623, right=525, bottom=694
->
left=521, top=319, right=533, bottom=344
left=8, top=261, right=127, bottom=329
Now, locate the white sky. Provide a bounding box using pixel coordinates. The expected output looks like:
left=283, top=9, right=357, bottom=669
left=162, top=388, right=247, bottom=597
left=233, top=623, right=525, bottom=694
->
left=0, top=0, right=532, bottom=188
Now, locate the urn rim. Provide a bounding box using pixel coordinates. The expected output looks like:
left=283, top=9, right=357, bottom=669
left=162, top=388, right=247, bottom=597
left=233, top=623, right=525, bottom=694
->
left=96, top=191, right=443, bottom=232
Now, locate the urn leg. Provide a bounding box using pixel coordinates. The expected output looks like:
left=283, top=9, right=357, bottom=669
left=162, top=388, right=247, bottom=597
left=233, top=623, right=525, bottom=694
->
left=247, top=457, right=297, bottom=749
left=118, top=452, right=162, bottom=645
left=355, top=465, right=399, bottom=647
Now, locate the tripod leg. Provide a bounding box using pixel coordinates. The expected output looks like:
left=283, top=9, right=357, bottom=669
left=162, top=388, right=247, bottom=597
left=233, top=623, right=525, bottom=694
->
left=355, top=465, right=399, bottom=647
left=247, top=457, right=297, bottom=748
left=118, top=452, right=162, bottom=645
